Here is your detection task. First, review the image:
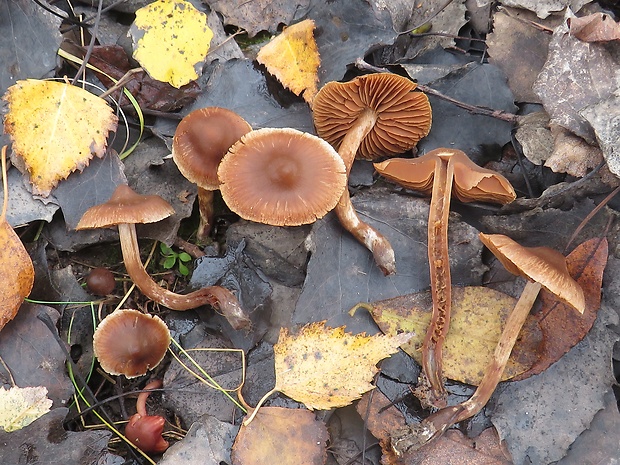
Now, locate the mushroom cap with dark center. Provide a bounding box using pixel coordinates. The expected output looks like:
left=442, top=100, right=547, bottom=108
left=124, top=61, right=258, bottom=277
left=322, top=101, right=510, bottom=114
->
left=479, top=233, right=585, bottom=313
left=218, top=128, right=347, bottom=226
left=374, top=148, right=516, bottom=204
left=172, top=107, right=252, bottom=190
left=312, top=73, right=432, bottom=160
left=76, top=184, right=174, bottom=229
left=93, top=309, right=171, bottom=378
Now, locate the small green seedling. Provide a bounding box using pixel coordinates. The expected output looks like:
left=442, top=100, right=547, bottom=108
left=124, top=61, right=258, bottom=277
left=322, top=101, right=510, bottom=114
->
left=159, top=243, right=192, bottom=276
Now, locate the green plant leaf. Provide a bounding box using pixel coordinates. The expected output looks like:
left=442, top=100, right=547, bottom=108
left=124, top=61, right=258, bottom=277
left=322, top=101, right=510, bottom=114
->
left=160, top=243, right=173, bottom=255
left=163, top=256, right=176, bottom=269
left=178, top=252, right=192, bottom=263
left=178, top=262, right=190, bottom=276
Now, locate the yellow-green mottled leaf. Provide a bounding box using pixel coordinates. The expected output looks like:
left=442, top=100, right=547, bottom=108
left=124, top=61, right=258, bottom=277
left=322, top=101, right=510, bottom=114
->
left=0, top=386, right=52, bottom=432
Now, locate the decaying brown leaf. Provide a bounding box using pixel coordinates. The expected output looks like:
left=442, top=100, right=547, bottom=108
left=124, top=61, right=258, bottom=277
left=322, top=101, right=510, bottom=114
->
left=546, top=123, right=604, bottom=177
left=273, top=322, right=412, bottom=410
left=257, top=19, right=320, bottom=103
left=232, top=407, right=328, bottom=465
left=362, top=286, right=541, bottom=386
left=2, top=80, right=118, bottom=196
left=514, top=237, right=607, bottom=380
left=568, top=12, right=620, bottom=42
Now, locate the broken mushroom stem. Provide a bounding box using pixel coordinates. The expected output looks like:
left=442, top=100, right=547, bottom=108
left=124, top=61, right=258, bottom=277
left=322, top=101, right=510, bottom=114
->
left=118, top=223, right=251, bottom=330
left=125, top=379, right=169, bottom=454
left=421, top=153, right=455, bottom=407
left=413, top=281, right=543, bottom=448
left=334, top=108, right=396, bottom=276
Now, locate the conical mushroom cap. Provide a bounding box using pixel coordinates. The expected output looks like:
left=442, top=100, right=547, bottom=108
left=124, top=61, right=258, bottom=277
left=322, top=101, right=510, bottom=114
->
left=374, top=148, right=516, bottom=204
left=312, top=73, right=432, bottom=160
left=479, top=233, right=585, bottom=313
left=76, top=185, right=174, bottom=229
left=218, top=128, right=347, bottom=226
left=93, top=309, right=171, bottom=378
left=172, top=107, right=252, bottom=190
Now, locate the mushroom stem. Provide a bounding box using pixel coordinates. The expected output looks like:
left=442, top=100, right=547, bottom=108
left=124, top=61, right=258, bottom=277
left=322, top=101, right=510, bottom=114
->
left=117, top=223, right=251, bottom=330
left=196, top=187, right=215, bottom=243
left=334, top=108, right=396, bottom=276
left=420, top=153, right=455, bottom=408
left=413, top=281, right=543, bottom=448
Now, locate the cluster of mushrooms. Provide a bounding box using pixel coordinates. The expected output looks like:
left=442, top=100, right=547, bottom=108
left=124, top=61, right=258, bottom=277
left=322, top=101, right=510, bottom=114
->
left=80, top=72, right=586, bottom=455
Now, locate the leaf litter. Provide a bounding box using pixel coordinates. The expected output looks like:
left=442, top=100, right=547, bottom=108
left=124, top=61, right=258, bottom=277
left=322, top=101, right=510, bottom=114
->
left=0, top=1, right=619, bottom=464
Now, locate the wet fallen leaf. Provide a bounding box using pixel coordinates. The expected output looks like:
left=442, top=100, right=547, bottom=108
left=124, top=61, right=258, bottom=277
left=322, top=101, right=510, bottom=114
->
left=0, top=386, right=52, bottom=432
left=365, top=286, right=541, bottom=385
left=232, top=407, right=328, bottom=465
left=2, top=80, right=118, bottom=196
left=131, top=0, right=214, bottom=88
left=0, top=219, right=34, bottom=331
left=514, top=237, right=607, bottom=380
left=274, top=322, right=413, bottom=410
left=501, top=0, right=590, bottom=19
left=568, top=12, right=620, bottom=42
left=257, top=19, right=320, bottom=103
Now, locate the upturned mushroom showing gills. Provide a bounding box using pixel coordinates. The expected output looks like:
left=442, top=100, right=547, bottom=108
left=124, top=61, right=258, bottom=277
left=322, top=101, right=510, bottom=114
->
left=218, top=127, right=347, bottom=226
left=93, top=309, right=171, bottom=378
left=374, top=148, right=516, bottom=407
left=394, top=233, right=584, bottom=452
left=172, top=107, right=252, bottom=242
left=312, top=73, right=432, bottom=275
left=76, top=185, right=251, bottom=330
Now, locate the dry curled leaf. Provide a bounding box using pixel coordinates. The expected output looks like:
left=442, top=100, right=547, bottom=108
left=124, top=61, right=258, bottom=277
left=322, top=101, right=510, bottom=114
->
left=257, top=19, right=320, bottom=103
left=131, top=0, right=213, bottom=88
left=232, top=407, right=328, bottom=465
left=273, top=321, right=412, bottom=410
left=2, top=79, right=118, bottom=196
left=568, top=12, right=620, bottom=42
left=0, top=386, right=52, bottom=432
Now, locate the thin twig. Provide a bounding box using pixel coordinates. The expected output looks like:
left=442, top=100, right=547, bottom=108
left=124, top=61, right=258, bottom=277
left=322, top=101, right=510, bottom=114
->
left=395, top=0, right=456, bottom=35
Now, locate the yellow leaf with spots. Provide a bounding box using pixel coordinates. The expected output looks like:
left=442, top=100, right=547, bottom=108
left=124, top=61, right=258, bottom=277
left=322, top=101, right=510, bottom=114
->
left=2, top=80, right=118, bottom=197
left=131, top=0, right=213, bottom=88
left=273, top=321, right=412, bottom=410
left=257, top=19, right=320, bottom=103
left=0, top=386, right=52, bottom=432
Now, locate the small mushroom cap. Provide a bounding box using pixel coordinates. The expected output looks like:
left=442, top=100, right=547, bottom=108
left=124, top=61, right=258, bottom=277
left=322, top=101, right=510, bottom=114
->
left=218, top=128, right=347, bottom=226
left=312, top=73, right=432, bottom=160
left=93, top=309, right=171, bottom=378
left=374, top=148, right=516, bottom=204
left=479, top=233, right=585, bottom=313
left=76, top=185, right=174, bottom=229
left=172, top=107, right=252, bottom=190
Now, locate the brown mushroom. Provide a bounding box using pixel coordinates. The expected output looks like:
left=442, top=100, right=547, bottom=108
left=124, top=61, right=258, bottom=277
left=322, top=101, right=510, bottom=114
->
left=125, top=379, right=169, bottom=454
left=396, top=234, right=585, bottom=452
left=172, top=107, right=252, bottom=242
left=76, top=185, right=251, bottom=330
left=93, top=309, right=171, bottom=378
left=218, top=127, right=347, bottom=226
left=312, top=73, right=432, bottom=275
left=86, top=267, right=116, bottom=296
left=374, top=149, right=516, bottom=407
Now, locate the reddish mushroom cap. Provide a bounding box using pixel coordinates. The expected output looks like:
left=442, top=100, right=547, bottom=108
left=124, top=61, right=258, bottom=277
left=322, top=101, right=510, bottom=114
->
left=93, top=309, right=171, bottom=378
left=172, top=107, right=252, bottom=190
left=76, top=185, right=174, bottom=229
left=218, top=128, right=347, bottom=226
left=312, top=73, right=432, bottom=160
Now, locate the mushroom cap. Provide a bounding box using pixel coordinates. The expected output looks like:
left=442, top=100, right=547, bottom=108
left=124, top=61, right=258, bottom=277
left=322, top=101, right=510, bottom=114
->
left=93, top=309, right=171, bottom=378
left=172, top=107, right=252, bottom=190
left=218, top=127, right=347, bottom=226
left=478, top=233, right=585, bottom=313
left=312, top=73, right=432, bottom=160
left=76, top=185, right=174, bottom=229
left=374, top=148, right=516, bottom=204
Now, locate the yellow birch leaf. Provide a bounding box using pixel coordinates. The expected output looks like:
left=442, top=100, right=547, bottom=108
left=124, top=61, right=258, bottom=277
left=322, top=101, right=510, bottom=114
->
left=273, top=321, right=413, bottom=410
left=0, top=218, right=34, bottom=331
left=131, top=0, right=214, bottom=88
left=361, top=286, right=542, bottom=385
left=0, top=386, right=52, bottom=432
left=256, top=19, right=320, bottom=103
left=2, top=80, right=118, bottom=196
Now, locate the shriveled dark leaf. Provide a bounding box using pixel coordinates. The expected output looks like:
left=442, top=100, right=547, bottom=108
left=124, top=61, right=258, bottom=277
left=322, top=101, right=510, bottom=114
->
left=499, top=0, right=590, bottom=19
left=0, top=408, right=123, bottom=464
left=0, top=168, right=58, bottom=227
